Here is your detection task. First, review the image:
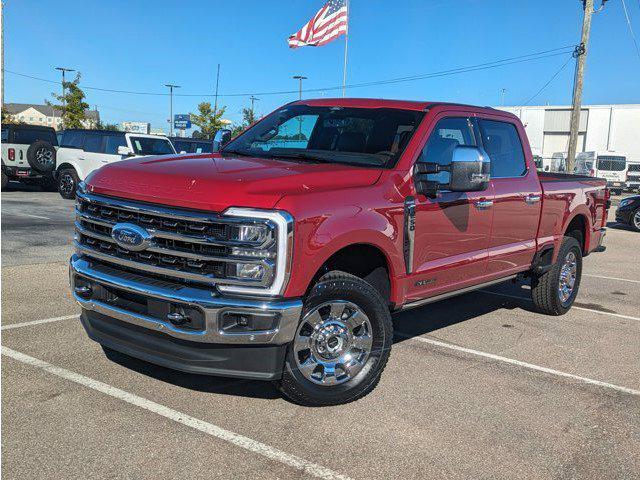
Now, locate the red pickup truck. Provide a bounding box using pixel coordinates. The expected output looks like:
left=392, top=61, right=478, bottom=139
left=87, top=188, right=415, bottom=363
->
left=70, top=99, right=608, bottom=406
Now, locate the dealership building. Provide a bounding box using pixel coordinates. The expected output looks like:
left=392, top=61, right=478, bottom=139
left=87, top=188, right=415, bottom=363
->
left=498, top=104, right=640, bottom=163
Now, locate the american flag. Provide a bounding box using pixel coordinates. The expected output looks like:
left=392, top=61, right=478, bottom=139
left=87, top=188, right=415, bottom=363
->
left=288, top=0, right=348, bottom=49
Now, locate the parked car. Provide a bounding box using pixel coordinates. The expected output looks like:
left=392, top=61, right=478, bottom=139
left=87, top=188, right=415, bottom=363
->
left=55, top=129, right=176, bottom=199
left=574, top=151, right=628, bottom=194
left=1, top=123, right=58, bottom=190
left=170, top=137, right=215, bottom=154
left=615, top=195, right=640, bottom=231
left=69, top=99, right=609, bottom=406
left=626, top=162, right=640, bottom=192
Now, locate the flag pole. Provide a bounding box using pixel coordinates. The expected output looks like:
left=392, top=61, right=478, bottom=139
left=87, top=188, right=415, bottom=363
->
left=342, top=0, right=350, bottom=98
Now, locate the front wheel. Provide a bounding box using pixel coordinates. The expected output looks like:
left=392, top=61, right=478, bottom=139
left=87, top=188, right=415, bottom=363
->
left=531, top=236, right=582, bottom=315
left=279, top=271, right=393, bottom=406
left=58, top=168, right=79, bottom=199
left=630, top=208, right=640, bottom=232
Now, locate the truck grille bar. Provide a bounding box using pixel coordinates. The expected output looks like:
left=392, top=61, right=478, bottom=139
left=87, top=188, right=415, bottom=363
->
left=75, top=191, right=274, bottom=287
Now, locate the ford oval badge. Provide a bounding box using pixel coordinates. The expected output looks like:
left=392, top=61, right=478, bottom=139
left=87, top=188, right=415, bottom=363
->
left=111, top=223, right=153, bottom=251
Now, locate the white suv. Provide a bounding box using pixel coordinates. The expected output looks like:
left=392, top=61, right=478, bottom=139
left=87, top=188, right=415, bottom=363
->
left=55, top=130, right=176, bottom=198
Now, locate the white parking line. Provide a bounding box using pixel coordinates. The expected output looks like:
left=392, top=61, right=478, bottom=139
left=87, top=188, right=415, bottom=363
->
left=1, top=314, right=78, bottom=331
left=583, top=273, right=640, bottom=285
left=481, top=290, right=640, bottom=322
left=1, top=346, right=352, bottom=480
left=3, top=211, right=51, bottom=220
left=397, top=334, right=640, bottom=397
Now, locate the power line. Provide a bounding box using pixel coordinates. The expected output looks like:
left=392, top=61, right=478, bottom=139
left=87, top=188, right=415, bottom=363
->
left=4, top=45, right=576, bottom=99
left=520, top=55, right=574, bottom=106
left=621, top=0, right=640, bottom=61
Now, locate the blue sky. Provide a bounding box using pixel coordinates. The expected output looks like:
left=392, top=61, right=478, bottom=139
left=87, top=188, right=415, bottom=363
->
left=4, top=0, right=640, bottom=133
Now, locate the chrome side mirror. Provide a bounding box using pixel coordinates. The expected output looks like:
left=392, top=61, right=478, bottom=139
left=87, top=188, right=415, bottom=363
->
left=448, top=146, right=491, bottom=192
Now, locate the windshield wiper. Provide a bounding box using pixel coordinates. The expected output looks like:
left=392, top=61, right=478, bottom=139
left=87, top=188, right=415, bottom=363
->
left=268, top=152, right=327, bottom=163
left=220, top=149, right=256, bottom=157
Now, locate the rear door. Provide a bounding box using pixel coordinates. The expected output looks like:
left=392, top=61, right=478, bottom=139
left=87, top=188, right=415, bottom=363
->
left=408, top=115, right=494, bottom=300
left=477, top=118, right=542, bottom=277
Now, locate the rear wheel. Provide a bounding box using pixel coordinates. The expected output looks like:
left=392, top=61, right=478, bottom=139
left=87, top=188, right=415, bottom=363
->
left=58, top=168, right=79, bottom=199
left=631, top=208, right=640, bottom=232
left=279, top=271, right=392, bottom=406
left=531, top=236, right=582, bottom=315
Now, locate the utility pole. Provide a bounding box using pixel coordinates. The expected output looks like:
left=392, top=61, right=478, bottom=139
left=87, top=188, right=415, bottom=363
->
left=249, top=95, right=259, bottom=120
left=293, top=75, right=307, bottom=100
left=213, top=63, right=220, bottom=116
left=567, top=0, right=608, bottom=173
left=164, top=83, right=180, bottom=136
left=55, top=67, right=75, bottom=108
left=500, top=88, right=506, bottom=107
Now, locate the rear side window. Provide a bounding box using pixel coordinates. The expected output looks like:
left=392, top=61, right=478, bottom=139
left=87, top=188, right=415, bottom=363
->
left=12, top=128, right=57, bottom=145
left=478, top=120, right=527, bottom=178
left=418, top=117, right=475, bottom=184
left=60, top=131, right=85, bottom=149
left=104, top=135, right=127, bottom=155
left=83, top=133, right=103, bottom=153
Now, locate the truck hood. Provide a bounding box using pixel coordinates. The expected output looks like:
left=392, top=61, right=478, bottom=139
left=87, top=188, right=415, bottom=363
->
left=86, top=154, right=383, bottom=212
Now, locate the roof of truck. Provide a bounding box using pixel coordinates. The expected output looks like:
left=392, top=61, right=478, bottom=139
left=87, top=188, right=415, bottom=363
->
left=292, top=98, right=497, bottom=112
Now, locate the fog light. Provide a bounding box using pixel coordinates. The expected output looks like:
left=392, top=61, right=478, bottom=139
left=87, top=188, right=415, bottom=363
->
left=234, top=263, right=265, bottom=280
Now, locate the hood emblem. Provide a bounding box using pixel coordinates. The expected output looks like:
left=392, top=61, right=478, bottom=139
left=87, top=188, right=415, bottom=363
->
left=111, top=223, right=153, bottom=251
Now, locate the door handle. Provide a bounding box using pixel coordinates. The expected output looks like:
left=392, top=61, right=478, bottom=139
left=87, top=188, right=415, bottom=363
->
left=474, top=200, right=494, bottom=210
left=525, top=194, right=541, bottom=204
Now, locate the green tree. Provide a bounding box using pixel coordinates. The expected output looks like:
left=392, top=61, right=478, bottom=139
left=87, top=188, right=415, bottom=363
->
left=231, top=107, right=257, bottom=136
left=48, top=73, right=89, bottom=129
left=190, top=102, right=227, bottom=139
left=95, top=119, right=120, bottom=131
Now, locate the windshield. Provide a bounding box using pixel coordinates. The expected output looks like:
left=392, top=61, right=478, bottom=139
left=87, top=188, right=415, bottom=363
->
left=597, top=156, right=626, bottom=171
left=129, top=137, right=175, bottom=156
left=221, top=105, right=425, bottom=167
left=174, top=140, right=213, bottom=154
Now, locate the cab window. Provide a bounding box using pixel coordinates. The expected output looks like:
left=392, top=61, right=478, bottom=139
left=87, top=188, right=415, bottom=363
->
left=104, top=135, right=127, bottom=155
left=83, top=133, right=104, bottom=153
left=478, top=120, right=527, bottom=178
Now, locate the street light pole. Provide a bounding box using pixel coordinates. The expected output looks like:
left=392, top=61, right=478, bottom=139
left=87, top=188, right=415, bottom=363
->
left=249, top=95, right=260, bottom=120
left=293, top=75, right=307, bottom=100
left=55, top=67, right=75, bottom=108
left=164, top=83, right=180, bottom=136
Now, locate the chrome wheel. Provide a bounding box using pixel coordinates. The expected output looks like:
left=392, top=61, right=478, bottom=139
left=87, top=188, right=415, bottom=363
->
left=633, top=210, right=640, bottom=230
left=558, top=251, right=577, bottom=303
left=293, top=301, right=373, bottom=386
left=59, top=173, right=75, bottom=197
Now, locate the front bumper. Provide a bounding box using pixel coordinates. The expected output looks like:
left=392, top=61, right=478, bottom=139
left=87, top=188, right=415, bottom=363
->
left=70, top=255, right=303, bottom=379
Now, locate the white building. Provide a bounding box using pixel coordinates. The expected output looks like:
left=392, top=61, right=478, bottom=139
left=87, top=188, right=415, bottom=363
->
left=3, top=103, right=100, bottom=130
left=497, top=104, right=640, bottom=163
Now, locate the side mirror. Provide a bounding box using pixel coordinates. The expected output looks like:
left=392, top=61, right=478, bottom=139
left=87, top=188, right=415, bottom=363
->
left=213, top=129, right=232, bottom=150
left=179, top=150, right=187, bottom=155
left=448, top=146, right=491, bottom=192
left=117, top=145, right=133, bottom=156
left=413, top=146, right=490, bottom=197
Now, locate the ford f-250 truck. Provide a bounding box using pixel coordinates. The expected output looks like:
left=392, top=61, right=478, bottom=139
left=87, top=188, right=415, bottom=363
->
left=70, top=99, right=609, bottom=406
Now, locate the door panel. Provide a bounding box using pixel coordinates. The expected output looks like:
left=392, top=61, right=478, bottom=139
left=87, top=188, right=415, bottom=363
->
left=408, top=116, right=494, bottom=300
left=478, top=119, right=542, bottom=276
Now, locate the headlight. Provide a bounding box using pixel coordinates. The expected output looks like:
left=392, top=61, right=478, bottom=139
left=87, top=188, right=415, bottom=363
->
left=219, top=208, right=293, bottom=296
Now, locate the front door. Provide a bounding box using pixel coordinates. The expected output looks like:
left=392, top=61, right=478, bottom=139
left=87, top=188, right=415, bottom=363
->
left=408, top=116, right=494, bottom=301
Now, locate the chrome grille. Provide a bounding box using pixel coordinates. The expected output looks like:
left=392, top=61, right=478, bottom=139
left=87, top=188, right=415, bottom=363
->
left=75, top=192, right=274, bottom=287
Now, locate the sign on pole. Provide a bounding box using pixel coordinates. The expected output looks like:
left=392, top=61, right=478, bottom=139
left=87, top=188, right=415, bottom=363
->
left=174, top=114, right=191, bottom=130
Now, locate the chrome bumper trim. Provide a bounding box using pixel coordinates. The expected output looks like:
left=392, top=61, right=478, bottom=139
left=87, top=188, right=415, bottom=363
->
left=70, top=255, right=302, bottom=345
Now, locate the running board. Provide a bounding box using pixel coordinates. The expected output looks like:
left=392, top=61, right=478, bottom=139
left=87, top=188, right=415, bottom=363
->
left=398, top=275, right=518, bottom=312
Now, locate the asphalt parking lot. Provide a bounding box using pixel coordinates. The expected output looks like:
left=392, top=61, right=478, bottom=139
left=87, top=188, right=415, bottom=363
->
left=2, top=185, right=639, bottom=480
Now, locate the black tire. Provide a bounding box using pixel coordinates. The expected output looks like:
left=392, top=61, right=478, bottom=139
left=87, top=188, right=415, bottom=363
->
left=279, top=271, right=393, bottom=406
left=531, top=236, right=582, bottom=315
left=26, top=141, right=56, bottom=174
left=630, top=208, right=640, bottom=232
left=1, top=171, right=8, bottom=190
left=57, top=168, right=80, bottom=199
